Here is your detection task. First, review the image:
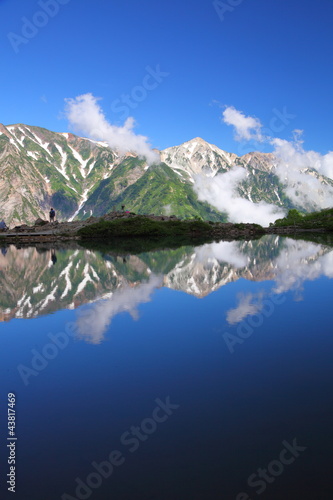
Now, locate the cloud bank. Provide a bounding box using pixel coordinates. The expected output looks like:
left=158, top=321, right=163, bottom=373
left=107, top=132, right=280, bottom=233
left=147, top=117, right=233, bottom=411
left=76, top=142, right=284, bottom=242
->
left=195, top=106, right=333, bottom=224
left=224, top=238, right=333, bottom=324
left=271, top=135, right=333, bottom=210
left=194, top=168, right=286, bottom=226
left=223, top=106, right=333, bottom=210
left=272, top=238, right=333, bottom=295
left=64, top=93, right=159, bottom=164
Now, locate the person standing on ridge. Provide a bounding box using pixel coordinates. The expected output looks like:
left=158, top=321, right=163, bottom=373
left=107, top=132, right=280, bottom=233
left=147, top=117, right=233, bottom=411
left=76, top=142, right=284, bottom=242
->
left=0, top=220, right=8, bottom=231
left=49, top=208, right=56, bottom=223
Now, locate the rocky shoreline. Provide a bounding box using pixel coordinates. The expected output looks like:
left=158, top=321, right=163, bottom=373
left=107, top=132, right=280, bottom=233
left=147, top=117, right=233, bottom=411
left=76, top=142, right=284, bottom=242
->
left=0, top=212, right=330, bottom=244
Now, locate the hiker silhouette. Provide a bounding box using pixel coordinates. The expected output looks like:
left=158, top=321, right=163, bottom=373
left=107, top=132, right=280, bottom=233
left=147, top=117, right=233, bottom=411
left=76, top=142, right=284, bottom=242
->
left=51, top=249, right=57, bottom=265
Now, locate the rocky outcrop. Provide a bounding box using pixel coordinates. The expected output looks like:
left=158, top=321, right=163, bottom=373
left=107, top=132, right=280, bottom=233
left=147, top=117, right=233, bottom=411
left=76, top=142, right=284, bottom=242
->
left=34, top=218, right=49, bottom=226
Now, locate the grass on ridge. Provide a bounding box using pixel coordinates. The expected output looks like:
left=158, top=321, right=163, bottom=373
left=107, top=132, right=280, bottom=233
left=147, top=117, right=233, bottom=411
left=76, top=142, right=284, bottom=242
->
left=78, top=215, right=212, bottom=239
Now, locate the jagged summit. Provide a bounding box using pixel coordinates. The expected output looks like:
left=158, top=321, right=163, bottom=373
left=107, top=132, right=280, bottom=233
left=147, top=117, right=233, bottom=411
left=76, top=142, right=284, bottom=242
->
left=182, top=136, right=210, bottom=145
left=160, top=136, right=238, bottom=178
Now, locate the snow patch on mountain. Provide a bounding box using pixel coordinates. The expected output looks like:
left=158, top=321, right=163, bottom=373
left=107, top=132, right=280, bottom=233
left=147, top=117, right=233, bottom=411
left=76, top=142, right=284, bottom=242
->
left=55, top=144, right=68, bottom=172
left=59, top=261, right=73, bottom=299
left=87, top=159, right=96, bottom=176
left=68, top=188, right=90, bottom=221
left=68, top=145, right=90, bottom=178
left=39, top=285, right=58, bottom=309
left=27, top=151, right=39, bottom=160
left=28, top=128, right=51, bottom=156
left=75, top=263, right=94, bottom=295
left=9, top=138, right=20, bottom=151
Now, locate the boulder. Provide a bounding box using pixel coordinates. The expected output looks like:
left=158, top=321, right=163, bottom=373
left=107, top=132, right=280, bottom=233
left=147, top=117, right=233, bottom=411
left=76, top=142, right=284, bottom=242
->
left=34, top=218, right=48, bottom=226
left=14, top=224, right=29, bottom=232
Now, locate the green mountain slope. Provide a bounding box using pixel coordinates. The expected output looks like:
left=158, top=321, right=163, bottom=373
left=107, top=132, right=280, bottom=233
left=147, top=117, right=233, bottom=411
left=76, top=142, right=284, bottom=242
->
left=236, top=167, right=294, bottom=208
left=79, top=161, right=228, bottom=221
left=0, top=124, right=115, bottom=224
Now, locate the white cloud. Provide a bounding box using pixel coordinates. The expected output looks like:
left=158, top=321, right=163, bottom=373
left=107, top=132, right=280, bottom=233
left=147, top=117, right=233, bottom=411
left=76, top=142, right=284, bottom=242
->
left=193, top=105, right=294, bottom=225
left=272, top=136, right=333, bottom=209
left=75, top=274, right=163, bottom=343
left=223, top=238, right=333, bottom=321
left=221, top=106, right=333, bottom=211
left=226, top=292, right=263, bottom=325
left=272, top=238, right=333, bottom=294
left=193, top=168, right=286, bottom=226
left=222, top=106, right=263, bottom=142
left=64, top=93, right=159, bottom=165
left=321, top=152, right=333, bottom=179
left=195, top=240, right=249, bottom=268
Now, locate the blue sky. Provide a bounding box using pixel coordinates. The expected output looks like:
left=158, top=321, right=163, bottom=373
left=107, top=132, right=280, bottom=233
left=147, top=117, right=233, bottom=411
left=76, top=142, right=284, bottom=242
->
left=1, top=0, right=332, bottom=154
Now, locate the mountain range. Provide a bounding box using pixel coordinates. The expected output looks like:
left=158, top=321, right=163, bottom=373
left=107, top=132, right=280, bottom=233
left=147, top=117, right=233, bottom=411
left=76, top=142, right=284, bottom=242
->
left=1, top=123, right=332, bottom=225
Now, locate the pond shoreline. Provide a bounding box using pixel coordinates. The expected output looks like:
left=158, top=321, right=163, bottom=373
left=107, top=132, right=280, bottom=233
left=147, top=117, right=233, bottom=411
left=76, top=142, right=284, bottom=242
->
left=0, top=212, right=332, bottom=244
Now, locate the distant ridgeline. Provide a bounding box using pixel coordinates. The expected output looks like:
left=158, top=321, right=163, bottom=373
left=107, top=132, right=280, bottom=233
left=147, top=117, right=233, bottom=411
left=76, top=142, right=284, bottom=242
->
left=1, top=124, right=333, bottom=225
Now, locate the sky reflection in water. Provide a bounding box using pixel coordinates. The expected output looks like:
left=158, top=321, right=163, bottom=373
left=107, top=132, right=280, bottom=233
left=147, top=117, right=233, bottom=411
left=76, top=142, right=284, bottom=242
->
left=0, top=235, right=333, bottom=500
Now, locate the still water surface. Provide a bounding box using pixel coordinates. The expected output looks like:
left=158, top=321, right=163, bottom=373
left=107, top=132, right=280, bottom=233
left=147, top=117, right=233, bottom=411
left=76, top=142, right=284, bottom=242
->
left=0, top=235, right=333, bottom=499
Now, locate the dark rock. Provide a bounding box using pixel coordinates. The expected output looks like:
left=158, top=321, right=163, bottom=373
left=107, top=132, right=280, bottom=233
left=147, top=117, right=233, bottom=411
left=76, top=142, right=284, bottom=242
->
left=14, top=225, right=29, bottom=232
left=34, top=218, right=48, bottom=226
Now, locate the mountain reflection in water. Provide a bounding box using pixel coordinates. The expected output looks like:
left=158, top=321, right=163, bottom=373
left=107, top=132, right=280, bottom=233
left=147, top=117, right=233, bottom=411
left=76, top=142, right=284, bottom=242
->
left=1, top=235, right=333, bottom=500
left=0, top=236, right=332, bottom=342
